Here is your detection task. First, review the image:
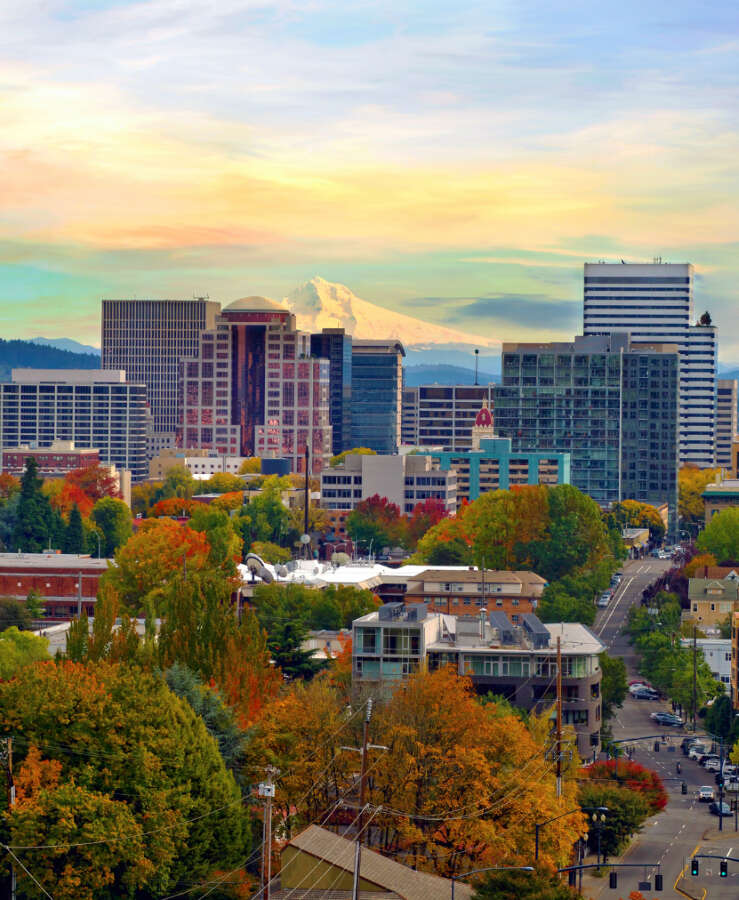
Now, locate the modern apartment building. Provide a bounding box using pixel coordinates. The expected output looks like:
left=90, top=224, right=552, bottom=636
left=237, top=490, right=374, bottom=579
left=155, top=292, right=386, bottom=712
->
left=495, top=334, right=679, bottom=533
left=178, top=297, right=331, bottom=475
left=352, top=606, right=603, bottom=757
left=401, top=384, right=496, bottom=450
left=0, top=370, right=148, bottom=481
left=716, top=380, right=738, bottom=471
left=310, top=328, right=352, bottom=455
left=401, top=387, right=419, bottom=446
left=351, top=340, right=404, bottom=454
left=583, top=261, right=717, bottom=467
left=101, top=298, right=220, bottom=447
left=320, top=452, right=457, bottom=515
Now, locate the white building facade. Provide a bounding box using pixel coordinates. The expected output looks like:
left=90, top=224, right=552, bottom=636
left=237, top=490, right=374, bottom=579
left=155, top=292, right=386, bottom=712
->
left=583, top=262, right=717, bottom=467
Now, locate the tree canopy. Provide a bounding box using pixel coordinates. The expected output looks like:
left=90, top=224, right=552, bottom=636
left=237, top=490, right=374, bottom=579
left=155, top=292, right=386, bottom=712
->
left=697, top=507, right=739, bottom=562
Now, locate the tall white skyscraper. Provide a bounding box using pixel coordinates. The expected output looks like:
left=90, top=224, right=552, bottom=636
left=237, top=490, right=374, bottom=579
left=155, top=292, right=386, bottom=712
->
left=583, top=261, right=717, bottom=467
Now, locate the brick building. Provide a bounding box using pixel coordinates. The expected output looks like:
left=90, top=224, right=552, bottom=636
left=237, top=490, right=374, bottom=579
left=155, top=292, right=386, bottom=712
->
left=0, top=553, right=109, bottom=620
left=2, top=441, right=100, bottom=478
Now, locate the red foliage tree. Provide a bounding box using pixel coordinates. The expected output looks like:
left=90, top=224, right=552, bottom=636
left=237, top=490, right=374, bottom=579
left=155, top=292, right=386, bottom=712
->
left=65, top=463, right=121, bottom=502
left=582, top=758, right=668, bottom=814
left=149, top=497, right=196, bottom=518
left=407, top=497, right=449, bottom=546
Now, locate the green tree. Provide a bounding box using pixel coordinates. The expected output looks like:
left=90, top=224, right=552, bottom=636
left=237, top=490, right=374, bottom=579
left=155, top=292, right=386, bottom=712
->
left=25, top=588, right=44, bottom=620
left=427, top=538, right=472, bottom=565
left=600, top=651, right=628, bottom=720
left=698, top=507, right=739, bottom=562
left=189, top=503, right=242, bottom=572
left=91, top=496, right=133, bottom=557
left=346, top=494, right=405, bottom=551
left=250, top=540, right=291, bottom=563
left=705, top=694, right=737, bottom=743
left=236, top=475, right=293, bottom=547
left=0, top=627, right=49, bottom=677
left=0, top=596, right=32, bottom=631
left=473, top=868, right=576, bottom=899
left=0, top=660, right=250, bottom=895
left=11, top=457, right=62, bottom=552
left=579, top=784, right=650, bottom=858
left=63, top=502, right=85, bottom=553
left=203, top=472, right=246, bottom=494
left=329, top=447, right=376, bottom=467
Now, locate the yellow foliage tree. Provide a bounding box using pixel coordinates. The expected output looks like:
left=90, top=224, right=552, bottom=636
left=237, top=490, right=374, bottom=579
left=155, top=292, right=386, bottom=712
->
left=679, top=465, right=719, bottom=530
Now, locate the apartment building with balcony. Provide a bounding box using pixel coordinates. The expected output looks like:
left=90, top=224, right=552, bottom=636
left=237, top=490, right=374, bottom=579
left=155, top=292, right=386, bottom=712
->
left=352, top=605, right=603, bottom=757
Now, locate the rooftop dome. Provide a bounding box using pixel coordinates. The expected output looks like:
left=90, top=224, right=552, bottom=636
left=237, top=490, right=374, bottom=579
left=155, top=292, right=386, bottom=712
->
left=474, top=403, right=494, bottom=428
left=223, top=296, right=287, bottom=312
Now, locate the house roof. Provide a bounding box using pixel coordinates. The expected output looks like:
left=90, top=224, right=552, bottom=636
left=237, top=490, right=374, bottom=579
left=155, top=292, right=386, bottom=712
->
left=688, top=578, right=739, bottom=600
left=282, top=825, right=472, bottom=900
left=410, top=568, right=545, bottom=585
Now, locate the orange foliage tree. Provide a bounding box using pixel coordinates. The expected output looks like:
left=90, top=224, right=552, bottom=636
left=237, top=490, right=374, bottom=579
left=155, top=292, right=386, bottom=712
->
left=149, top=496, right=197, bottom=518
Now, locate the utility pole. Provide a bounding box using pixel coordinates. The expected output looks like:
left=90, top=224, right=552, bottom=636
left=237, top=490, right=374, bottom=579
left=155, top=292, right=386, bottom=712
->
left=719, top=739, right=725, bottom=832
left=556, top=635, right=563, bottom=799
left=77, top=572, right=82, bottom=618
left=2, top=738, right=15, bottom=900
left=353, top=700, right=372, bottom=900
left=304, top=444, right=310, bottom=560
left=258, top=765, right=279, bottom=900
left=692, top=625, right=697, bottom=733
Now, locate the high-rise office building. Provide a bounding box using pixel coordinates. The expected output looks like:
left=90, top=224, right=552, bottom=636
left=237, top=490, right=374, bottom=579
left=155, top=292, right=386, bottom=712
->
left=583, top=261, right=717, bottom=467
left=716, top=379, right=738, bottom=471
left=351, top=340, right=404, bottom=454
left=401, top=387, right=419, bottom=446
left=495, top=334, right=679, bottom=532
left=101, top=298, right=220, bottom=449
left=178, top=297, right=331, bottom=475
left=415, top=385, right=496, bottom=450
left=0, top=369, right=148, bottom=481
left=310, top=328, right=352, bottom=455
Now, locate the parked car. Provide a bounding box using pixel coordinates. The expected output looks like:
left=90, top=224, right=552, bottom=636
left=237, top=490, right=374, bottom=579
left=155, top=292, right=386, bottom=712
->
left=704, top=757, right=722, bottom=772
left=597, top=592, right=611, bottom=608
left=689, top=743, right=709, bottom=760
left=633, top=688, right=659, bottom=700
left=724, top=778, right=739, bottom=793
left=709, top=801, right=732, bottom=816
left=699, top=785, right=715, bottom=802
left=629, top=681, right=650, bottom=694
left=682, top=737, right=700, bottom=755
left=652, top=712, right=683, bottom=727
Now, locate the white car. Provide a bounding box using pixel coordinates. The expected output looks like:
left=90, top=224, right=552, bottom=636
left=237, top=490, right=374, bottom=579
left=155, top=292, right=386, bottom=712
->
left=704, top=758, right=722, bottom=772
left=689, top=744, right=709, bottom=760
left=699, top=785, right=715, bottom=802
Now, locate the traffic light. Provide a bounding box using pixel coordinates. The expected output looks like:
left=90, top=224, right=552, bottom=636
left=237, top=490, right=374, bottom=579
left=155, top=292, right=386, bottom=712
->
left=681, top=781, right=687, bottom=794
left=721, top=859, right=728, bottom=878
left=655, top=872, right=663, bottom=891
left=609, top=871, right=618, bottom=889
left=568, top=869, right=577, bottom=887
left=654, top=741, right=660, bottom=752
left=691, top=858, right=700, bottom=876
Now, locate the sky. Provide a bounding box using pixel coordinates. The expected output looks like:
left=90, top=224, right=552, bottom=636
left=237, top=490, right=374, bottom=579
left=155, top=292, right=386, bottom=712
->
left=2, top=0, right=739, bottom=358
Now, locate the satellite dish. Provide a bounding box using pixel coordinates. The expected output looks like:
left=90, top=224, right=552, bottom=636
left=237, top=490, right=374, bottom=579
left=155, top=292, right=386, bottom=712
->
left=257, top=566, right=274, bottom=584
left=275, top=565, right=288, bottom=577
left=300, top=533, right=311, bottom=545
left=245, top=552, right=266, bottom=572
left=332, top=552, right=350, bottom=566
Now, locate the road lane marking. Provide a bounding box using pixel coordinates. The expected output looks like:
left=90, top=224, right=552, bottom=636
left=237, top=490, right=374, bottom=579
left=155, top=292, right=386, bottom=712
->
left=596, top=575, right=635, bottom=638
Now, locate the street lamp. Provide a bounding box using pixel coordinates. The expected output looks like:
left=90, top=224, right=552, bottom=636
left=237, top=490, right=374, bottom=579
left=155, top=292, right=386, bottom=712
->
left=592, top=810, right=607, bottom=867
left=534, top=806, right=608, bottom=861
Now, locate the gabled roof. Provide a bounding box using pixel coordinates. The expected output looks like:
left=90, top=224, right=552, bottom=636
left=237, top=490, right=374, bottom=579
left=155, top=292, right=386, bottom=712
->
left=688, top=577, right=739, bottom=600
left=282, top=825, right=472, bottom=900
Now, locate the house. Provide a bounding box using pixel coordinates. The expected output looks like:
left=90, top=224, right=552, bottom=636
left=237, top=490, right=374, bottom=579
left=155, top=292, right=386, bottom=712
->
left=686, top=578, right=739, bottom=628
left=275, top=824, right=472, bottom=899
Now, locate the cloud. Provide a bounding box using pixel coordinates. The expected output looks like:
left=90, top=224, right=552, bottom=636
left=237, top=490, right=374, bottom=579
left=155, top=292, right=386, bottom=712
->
left=403, top=293, right=581, bottom=332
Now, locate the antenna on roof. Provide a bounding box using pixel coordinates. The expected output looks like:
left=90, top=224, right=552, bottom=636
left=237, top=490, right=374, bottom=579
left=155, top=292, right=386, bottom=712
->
left=474, top=348, right=479, bottom=386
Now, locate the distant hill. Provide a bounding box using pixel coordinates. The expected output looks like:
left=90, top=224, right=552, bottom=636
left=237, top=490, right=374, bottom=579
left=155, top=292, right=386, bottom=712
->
left=0, top=339, right=100, bottom=382
left=403, top=364, right=499, bottom=387
left=30, top=337, right=100, bottom=356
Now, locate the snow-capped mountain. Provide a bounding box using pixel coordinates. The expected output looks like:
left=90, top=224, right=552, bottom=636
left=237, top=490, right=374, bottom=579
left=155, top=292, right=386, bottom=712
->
left=284, top=277, right=498, bottom=349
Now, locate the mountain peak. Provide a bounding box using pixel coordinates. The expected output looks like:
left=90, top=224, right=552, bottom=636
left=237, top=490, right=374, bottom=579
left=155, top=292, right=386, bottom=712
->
left=284, top=277, right=497, bottom=348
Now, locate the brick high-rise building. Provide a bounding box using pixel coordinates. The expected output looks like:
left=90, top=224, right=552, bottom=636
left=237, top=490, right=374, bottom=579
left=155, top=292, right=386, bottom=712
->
left=178, top=297, right=331, bottom=475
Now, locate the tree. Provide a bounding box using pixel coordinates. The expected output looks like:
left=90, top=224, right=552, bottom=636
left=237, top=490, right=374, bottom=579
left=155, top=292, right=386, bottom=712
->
left=679, top=465, right=719, bottom=531
left=473, top=869, right=577, bottom=899
left=63, top=502, right=85, bottom=553
left=250, top=540, right=291, bottom=563
left=347, top=494, right=405, bottom=551
left=600, top=651, right=628, bottom=720
left=149, top=496, right=197, bottom=518
left=611, top=499, right=666, bottom=543
left=0, top=597, right=32, bottom=631
left=706, top=694, right=738, bottom=744
left=683, top=552, right=717, bottom=577
left=189, top=503, right=243, bottom=573
left=102, top=518, right=213, bottom=616
left=236, top=475, right=293, bottom=547
left=407, top=497, right=449, bottom=547
left=329, top=447, right=376, bottom=467
left=90, top=496, right=133, bottom=557
left=238, top=457, right=262, bottom=474
left=204, top=472, right=246, bottom=494
left=578, top=783, right=650, bottom=858
left=0, top=627, right=49, bottom=677
left=0, top=472, right=20, bottom=501
left=0, top=661, right=250, bottom=895
left=581, top=759, right=667, bottom=816
left=11, top=458, right=62, bottom=552
left=698, top=507, right=739, bottom=562
left=65, top=463, right=121, bottom=502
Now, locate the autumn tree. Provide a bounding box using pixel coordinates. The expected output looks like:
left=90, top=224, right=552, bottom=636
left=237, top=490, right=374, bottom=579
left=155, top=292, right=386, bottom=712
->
left=204, top=472, right=246, bottom=494
left=0, top=627, right=49, bottom=677
left=0, top=661, right=250, bottom=897
left=611, top=499, right=666, bottom=542
left=149, top=496, right=197, bottom=518
left=329, top=447, right=376, bottom=467
left=679, top=465, right=719, bottom=532
left=347, top=494, right=405, bottom=551
left=683, top=551, right=717, bottom=577
left=407, top=497, right=449, bottom=547
left=238, top=457, right=262, bottom=474
left=65, top=462, right=121, bottom=502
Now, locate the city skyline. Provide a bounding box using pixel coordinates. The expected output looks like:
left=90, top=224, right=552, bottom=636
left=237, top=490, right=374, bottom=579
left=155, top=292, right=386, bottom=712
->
left=2, top=1, right=739, bottom=358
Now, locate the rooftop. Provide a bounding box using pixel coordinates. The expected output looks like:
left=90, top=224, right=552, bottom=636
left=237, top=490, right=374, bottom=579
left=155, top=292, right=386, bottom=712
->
left=410, top=568, right=546, bottom=585
left=0, top=553, right=111, bottom=570
left=11, top=369, right=130, bottom=384
left=223, top=295, right=288, bottom=312
left=703, top=479, right=739, bottom=497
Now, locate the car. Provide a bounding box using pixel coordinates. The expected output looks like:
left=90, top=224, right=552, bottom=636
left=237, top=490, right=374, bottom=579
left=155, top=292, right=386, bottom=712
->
left=704, top=757, right=722, bottom=772
left=699, top=785, right=715, bottom=802
left=652, top=712, right=683, bottom=727
left=629, top=681, right=649, bottom=693
left=724, top=779, right=739, bottom=793
left=709, top=801, right=732, bottom=816
left=632, top=688, right=659, bottom=700
left=597, top=593, right=611, bottom=608
left=689, top=743, right=709, bottom=760
left=682, top=737, right=700, bottom=755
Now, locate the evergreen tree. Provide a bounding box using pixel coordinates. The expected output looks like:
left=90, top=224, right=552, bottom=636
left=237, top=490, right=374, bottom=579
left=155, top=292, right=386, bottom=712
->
left=63, top=503, right=84, bottom=553
left=11, top=458, right=55, bottom=552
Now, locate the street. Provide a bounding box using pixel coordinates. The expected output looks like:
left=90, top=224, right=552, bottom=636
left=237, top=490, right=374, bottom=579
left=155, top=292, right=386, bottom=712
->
left=581, top=556, right=739, bottom=900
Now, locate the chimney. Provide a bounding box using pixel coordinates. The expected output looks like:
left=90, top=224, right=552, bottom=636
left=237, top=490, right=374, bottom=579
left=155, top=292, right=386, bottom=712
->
left=479, top=607, right=487, bottom=639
